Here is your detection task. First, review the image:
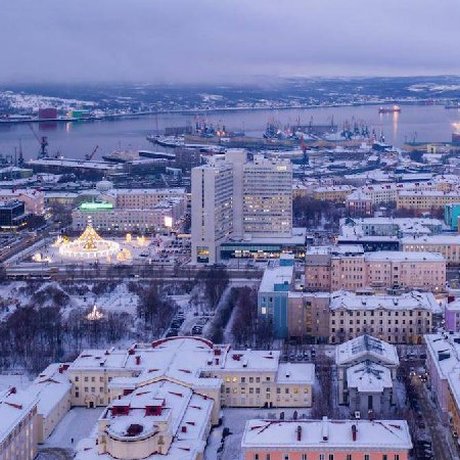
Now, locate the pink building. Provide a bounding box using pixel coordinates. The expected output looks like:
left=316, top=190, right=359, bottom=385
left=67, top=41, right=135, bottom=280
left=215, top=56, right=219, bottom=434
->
left=241, top=417, right=412, bottom=460
left=445, top=298, right=460, bottom=332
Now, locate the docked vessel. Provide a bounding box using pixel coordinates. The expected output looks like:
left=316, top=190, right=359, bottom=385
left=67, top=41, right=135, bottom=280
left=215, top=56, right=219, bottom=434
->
left=378, top=105, right=401, bottom=114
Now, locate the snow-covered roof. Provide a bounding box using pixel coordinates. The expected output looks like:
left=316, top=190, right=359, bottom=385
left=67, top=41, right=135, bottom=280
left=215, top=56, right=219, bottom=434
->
left=365, top=251, right=445, bottom=262
left=241, top=417, right=412, bottom=450
left=70, top=337, right=314, bottom=390
left=259, top=264, right=294, bottom=293
left=330, top=290, right=441, bottom=313
left=424, top=333, right=460, bottom=380
left=75, top=378, right=213, bottom=460
left=0, top=387, right=37, bottom=442
left=346, top=361, right=393, bottom=393
left=402, top=234, right=460, bottom=245
left=335, top=335, right=399, bottom=367
left=27, top=363, right=72, bottom=418
left=276, top=363, right=315, bottom=385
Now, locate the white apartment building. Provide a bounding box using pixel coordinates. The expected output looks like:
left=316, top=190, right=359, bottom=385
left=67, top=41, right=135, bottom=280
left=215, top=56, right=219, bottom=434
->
left=191, top=150, right=293, bottom=264
left=191, top=158, right=234, bottom=264
left=329, top=290, right=440, bottom=344
left=0, top=387, right=38, bottom=460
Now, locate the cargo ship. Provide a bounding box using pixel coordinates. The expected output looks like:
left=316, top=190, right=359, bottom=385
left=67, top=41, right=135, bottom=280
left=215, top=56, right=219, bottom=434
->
left=378, top=105, right=401, bottom=114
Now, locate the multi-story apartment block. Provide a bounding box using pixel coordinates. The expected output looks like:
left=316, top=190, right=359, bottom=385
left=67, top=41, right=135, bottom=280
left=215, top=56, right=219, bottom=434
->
left=0, top=387, right=38, bottom=460
left=424, top=333, right=460, bottom=414
left=402, top=234, right=460, bottom=265
left=287, top=291, right=331, bottom=342
left=445, top=298, right=460, bottom=332
left=397, top=190, right=460, bottom=212
left=191, top=158, right=234, bottom=264
left=313, top=184, right=356, bottom=202
left=191, top=150, right=293, bottom=264
left=365, top=251, right=445, bottom=291
left=329, top=291, right=439, bottom=344
left=305, top=246, right=446, bottom=292
left=241, top=417, right=412, bottom=460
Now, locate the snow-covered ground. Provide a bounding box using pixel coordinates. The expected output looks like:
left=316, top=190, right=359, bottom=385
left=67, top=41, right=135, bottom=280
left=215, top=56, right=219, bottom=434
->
left=43, top=407, right=104, bottom=449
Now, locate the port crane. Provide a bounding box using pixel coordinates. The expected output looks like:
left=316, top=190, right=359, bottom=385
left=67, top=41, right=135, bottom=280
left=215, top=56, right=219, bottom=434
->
left=27, top=123, right=48, bottom=159
left=85, top=145, right=99, bottom=161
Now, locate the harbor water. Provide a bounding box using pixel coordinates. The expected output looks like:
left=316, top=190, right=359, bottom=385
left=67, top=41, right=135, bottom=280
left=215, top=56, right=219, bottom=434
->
left=0, top=104, right=459, bottom=161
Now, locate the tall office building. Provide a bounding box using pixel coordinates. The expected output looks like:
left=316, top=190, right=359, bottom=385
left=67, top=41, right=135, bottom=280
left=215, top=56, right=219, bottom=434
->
left=243, top=154, right=292, bottom=236
left=191, top=150, right=293, bottom=264
left=191, top=157, right=234, bottom=264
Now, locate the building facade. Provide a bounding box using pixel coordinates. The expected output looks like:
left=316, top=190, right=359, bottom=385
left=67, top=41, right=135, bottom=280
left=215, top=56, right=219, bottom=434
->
left=191, top=151, right=293, bottom=264
left=241, top=417, right=412, bottom=460
left=329, top=291, right=439, bottom=344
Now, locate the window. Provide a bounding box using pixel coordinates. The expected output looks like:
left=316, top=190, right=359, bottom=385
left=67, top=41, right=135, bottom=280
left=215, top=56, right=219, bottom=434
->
left=283, top=455, right=289, bottom=460
left=320, top=455, right=325, bottom=460
left=266, top=455, right=271, bottom=460
left=346, top=455, right=352, bottom=460
left=329, top=455, right=334, bottom=460
left=364, top=455, right=370, bottom=460
left=301, top=455, right=307, bottom=460
left=394, top=456, right=399, bottom=460
left=254, top=455, right=259, bottom=460
left=75, top=376, right=79, bottom=382
left=383, top=455, right=388, bottom=460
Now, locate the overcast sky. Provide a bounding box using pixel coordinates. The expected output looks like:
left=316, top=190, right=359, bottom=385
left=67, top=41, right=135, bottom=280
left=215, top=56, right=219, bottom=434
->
left=1, top=0, right=459, bottom=84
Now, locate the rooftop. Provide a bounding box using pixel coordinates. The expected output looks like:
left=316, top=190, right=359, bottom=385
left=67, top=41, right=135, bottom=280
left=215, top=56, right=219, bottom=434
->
left=424, top=333, right=460, bottom=380
left=365, top=251, right=445, bottom=262
left=335, top=335, right=399, bottom=367
left=330, top=290, right=441, bottom=313
left=241, top=417, right=412, bottom=450
left=0, top=386, right=37, bottom=442
left=346, top=360, right=393, bottom=393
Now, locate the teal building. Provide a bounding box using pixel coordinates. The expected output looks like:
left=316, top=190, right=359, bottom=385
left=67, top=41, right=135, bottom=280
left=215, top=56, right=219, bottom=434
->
left=444, top=203, right=460, bottom=230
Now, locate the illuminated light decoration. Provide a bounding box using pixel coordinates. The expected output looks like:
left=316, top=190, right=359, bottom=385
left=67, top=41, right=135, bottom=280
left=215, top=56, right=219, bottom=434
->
left=86, top=305, right=104, bottom=321
left=58, top=220, right=120, bottom=260
left=164, top=216, right=173, bottom=228
left=136, top=235, right=148, bottom=247
left=116, top=248, right=132, bottom=262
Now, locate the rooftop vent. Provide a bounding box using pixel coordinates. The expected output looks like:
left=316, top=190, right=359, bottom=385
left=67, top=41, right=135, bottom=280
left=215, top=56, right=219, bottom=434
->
left=352, top=424, right=357, bottom=441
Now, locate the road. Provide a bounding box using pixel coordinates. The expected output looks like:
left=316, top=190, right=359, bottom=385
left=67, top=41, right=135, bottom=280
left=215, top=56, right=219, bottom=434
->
left=413, top=376, right=460, bottom=460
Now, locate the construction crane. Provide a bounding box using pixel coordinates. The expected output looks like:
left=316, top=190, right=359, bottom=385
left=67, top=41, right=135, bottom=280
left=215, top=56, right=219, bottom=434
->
left=85, top=145, right=99, bottom=161
left=27, top=123, right=48, bottom=159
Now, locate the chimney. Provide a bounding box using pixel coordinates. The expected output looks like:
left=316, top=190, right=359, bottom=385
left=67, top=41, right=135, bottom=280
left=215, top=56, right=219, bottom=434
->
left=135, top=355, right=141, bottom=365
left=321, top=416, right=328, bottom=441
left=215, top=358, right=219, bottom=365
left=352, top=424, right=357, bottom=441
left=296, top=425, right=302, bottom=441
left=181, top=426, right=187, bottom=433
